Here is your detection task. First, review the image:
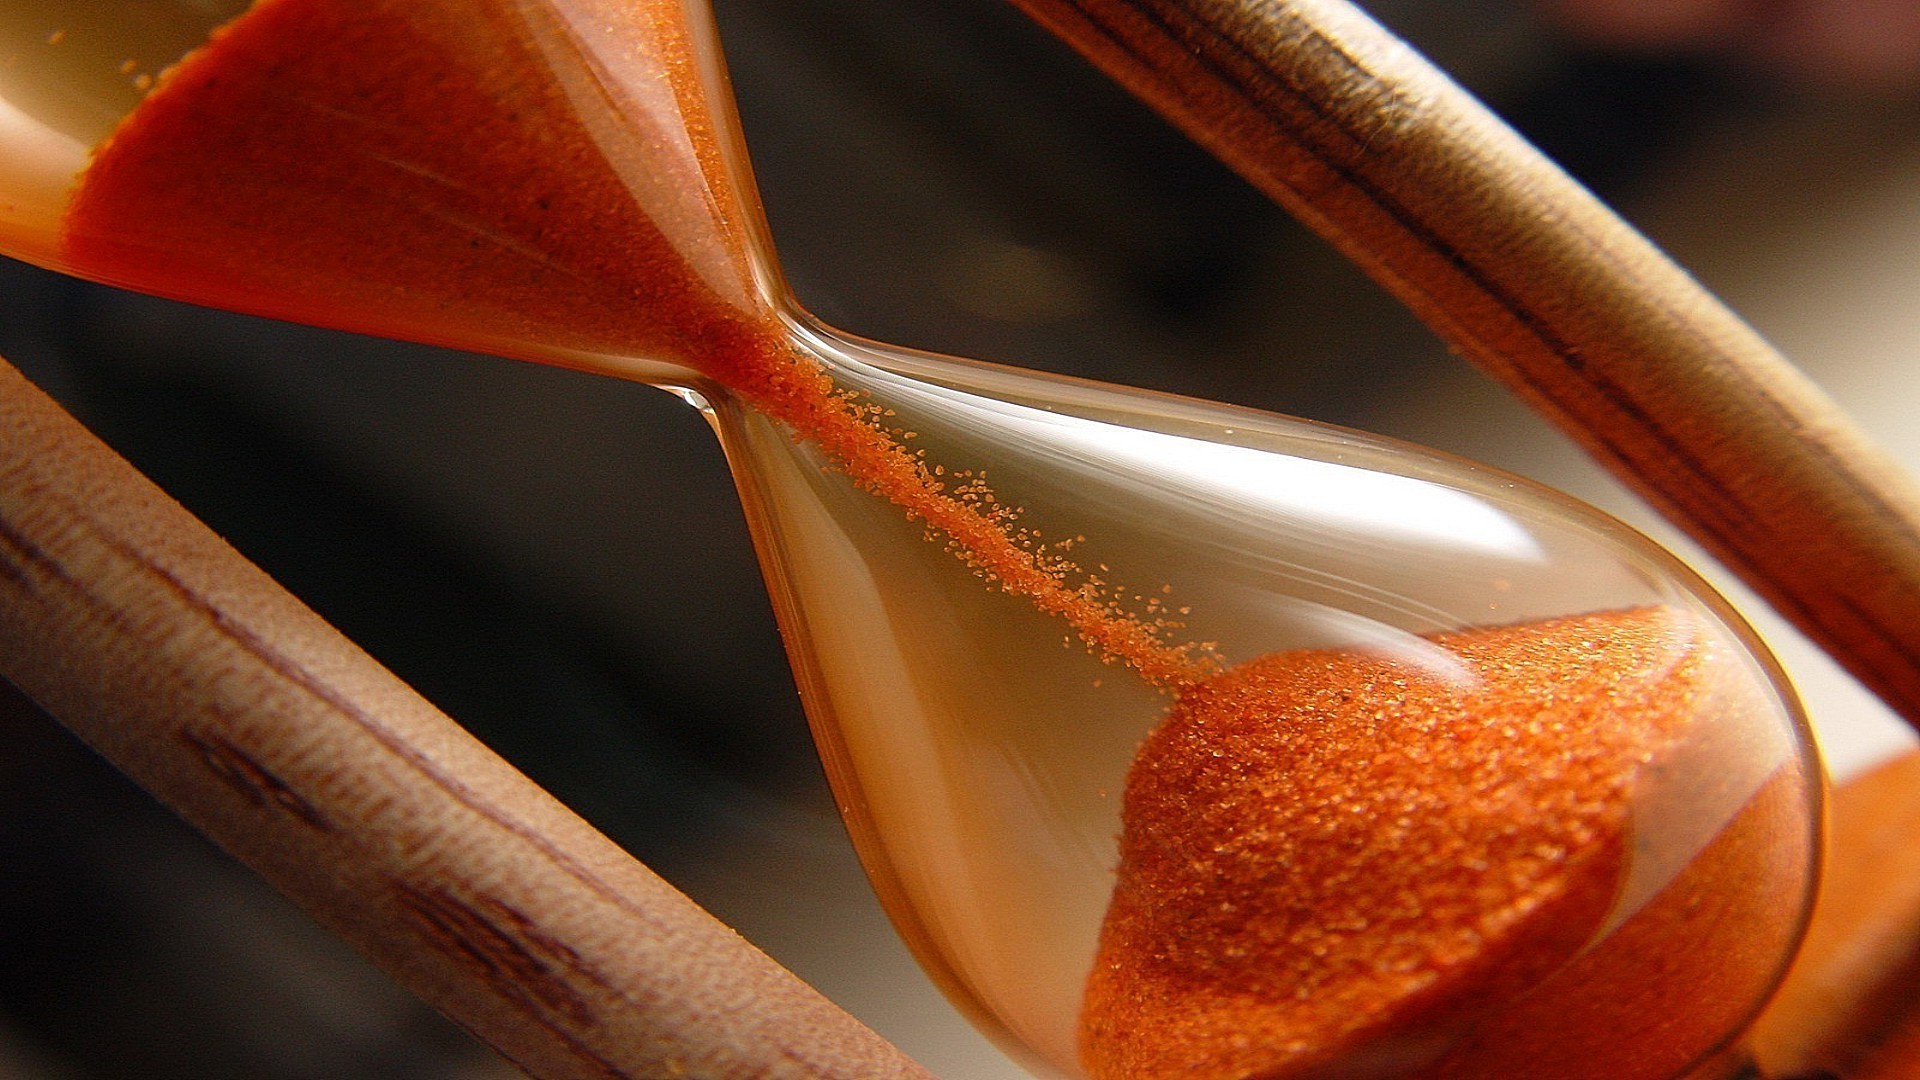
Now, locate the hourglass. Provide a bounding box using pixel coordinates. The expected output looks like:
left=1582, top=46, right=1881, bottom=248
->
left=0, top=1, right=1826, bottom=1078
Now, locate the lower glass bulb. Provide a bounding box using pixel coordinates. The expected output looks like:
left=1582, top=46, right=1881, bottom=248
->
left=714, top=320, right=1820, bottom=1080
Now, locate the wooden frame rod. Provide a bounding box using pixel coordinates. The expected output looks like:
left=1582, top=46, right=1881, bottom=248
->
left=0, top=356, right=931, bottom=1080
left=1005, top=0, right=1920, bottom=729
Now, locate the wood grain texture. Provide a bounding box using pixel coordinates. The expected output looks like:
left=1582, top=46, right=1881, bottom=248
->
left=0, top=356, right=932, bottom=1080
left=1003, top=0, right=1920, bottom=731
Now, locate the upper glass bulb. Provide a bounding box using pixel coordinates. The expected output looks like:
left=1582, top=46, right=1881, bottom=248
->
left=0, top=1, right=1822, bottom=1077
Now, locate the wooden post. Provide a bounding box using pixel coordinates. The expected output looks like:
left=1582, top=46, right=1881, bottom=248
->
left=0, top=356, right=932, bottom=1080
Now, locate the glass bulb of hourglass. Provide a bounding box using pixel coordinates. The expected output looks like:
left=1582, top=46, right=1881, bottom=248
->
left=0, top=2, right=1821, bottom=1078
left=722, top=321, right=1817, bottom=1080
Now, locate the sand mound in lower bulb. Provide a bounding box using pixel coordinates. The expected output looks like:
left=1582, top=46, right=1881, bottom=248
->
left=1080, top=606, right=1811, bottom=1080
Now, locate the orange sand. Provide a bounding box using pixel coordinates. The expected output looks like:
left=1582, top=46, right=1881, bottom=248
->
left=1080, top=607, right=1803, bottom=1079
left=64, top=0, right=1207, bottom=686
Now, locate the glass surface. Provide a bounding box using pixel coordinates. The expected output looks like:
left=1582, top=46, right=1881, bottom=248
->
left=0, top=0, right=247, bottom=262
left=0, top=2, right=1823, bottom=1077
left=722, top=320, right=1815, bottom=1078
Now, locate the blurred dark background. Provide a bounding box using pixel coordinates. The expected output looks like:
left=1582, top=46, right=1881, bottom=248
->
left=4, top=0, right=1920, bottom=1076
